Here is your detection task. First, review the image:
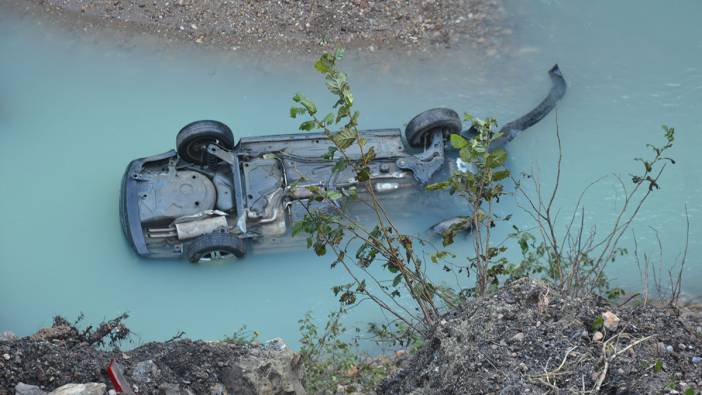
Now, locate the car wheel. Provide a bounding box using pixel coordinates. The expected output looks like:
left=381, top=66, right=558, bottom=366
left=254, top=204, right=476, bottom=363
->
left=404, top=108, right=462, bottom=149
left=185, top=232, right=246, bottom=263
left=176, top=120, right=235, bottom=165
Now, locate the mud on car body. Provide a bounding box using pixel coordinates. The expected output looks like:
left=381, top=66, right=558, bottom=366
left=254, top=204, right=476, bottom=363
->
left=120, top=65, right=566, bottom=262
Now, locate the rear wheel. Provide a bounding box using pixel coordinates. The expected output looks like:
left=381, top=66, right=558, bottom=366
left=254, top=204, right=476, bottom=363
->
left=176, top=120, right=235, bottom=165
left=185, top=232, right=246, bottom=263
left=405, top=108, right=462, bottom=148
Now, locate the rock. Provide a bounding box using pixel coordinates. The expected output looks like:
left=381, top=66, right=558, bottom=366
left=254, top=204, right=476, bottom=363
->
left=159, top=383, right=185, bottom=395
left=132, top=360, right=161, bottom=383
left=48, top=383, right=106, bottom=395
left=656, top=342, right=667, bottom=353
left=692, top=356, right=701, bottom=364
left=209, top=383, right=228, bottom=395
left=2, top=353, right=9, bottom=360
left=30, top=325, right=76, bottom=342
left=666, top=345, right=674, bottom=353
left=221, top=347, right=306, bottom=394
left=602, top=311, right=620, bottom=331
left=592, top=331, right=604, bottom=342
left=0, top=331, right=17, bottom=342
left=510, top=333, right=525, bottom=342
left=15, top=383, right=47, bottom=395
left=264, top=337, right=287, bottom=351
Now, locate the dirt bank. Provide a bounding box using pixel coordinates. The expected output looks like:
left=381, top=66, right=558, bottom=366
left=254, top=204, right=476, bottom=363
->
left=0, top=326, right=305, bottom=394
left=8, top=0, right=508, bottom=53
left=380, top=279, right=702, bottom=394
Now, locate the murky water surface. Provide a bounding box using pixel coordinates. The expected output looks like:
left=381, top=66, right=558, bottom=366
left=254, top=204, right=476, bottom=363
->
left=1, top=1, right=700, bottom=347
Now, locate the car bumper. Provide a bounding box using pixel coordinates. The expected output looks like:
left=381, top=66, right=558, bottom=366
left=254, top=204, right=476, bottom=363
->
left=119, top=150, right=178, bottom=257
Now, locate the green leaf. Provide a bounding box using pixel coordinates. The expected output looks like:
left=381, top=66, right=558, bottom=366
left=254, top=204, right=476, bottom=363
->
left=322, top=112, right=334, bottom=126
left=426, top=181, right=450, bottom=191
left=392, top=274, right=403, bottom=287
left=296, top=95, right=317, bottom=115
left=592, top=315, right=604, bottom=331
left=332, top=126, right=357, bottom=149
left=356, top=167, right=370, bottom=182
left=654, top=359, right=662, bottom=372
left=493, top=169, right=510, bottom=181
left=299, top=120, right=316, bottom=131
left=314, top=52, right=336, bottom=74
left=290, top=106, right=306, bottom=118
left=332, top=158, right=348, bottom=173
left=326, top=190, right=343, bottom=201
left=459, top=147, right=473, bottom=163
left=450, top=134, right=469, bottom=149
left=314, top=243, right=326, bottom=256
left=488, top=149, right=508, bottom=168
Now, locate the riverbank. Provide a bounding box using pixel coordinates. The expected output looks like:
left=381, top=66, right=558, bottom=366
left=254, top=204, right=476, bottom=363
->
left=2, top=280, right=701, bottom=394
left=5, top=0, right=508, bottom=54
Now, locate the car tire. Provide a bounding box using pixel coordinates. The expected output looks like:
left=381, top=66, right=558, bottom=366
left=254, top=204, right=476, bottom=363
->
left=405, top=108, right=462, bottom=149
left=176, top=120, right=235, bottom=165
left=185, top=232, right=246, bottom=263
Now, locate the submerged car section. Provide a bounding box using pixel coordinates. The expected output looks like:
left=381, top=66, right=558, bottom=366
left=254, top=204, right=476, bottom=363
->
left=120, top=65, right=566, bottom=262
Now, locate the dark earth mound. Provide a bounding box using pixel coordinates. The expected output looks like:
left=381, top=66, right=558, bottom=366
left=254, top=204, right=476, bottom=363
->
left=379, top=279, right=702, bottom=394
left=1, top=328, right=304, bottom=394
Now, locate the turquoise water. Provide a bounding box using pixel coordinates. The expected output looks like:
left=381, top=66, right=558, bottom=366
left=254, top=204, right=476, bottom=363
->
left=1, top=1, right=700, bottom=347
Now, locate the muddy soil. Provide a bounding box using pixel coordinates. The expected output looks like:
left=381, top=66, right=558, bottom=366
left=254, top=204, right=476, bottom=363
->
left=379, top=279, right=702, bottom=394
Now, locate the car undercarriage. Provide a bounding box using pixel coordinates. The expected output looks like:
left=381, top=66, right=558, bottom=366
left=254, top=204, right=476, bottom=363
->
left=120, top=65, right=566, bottom=262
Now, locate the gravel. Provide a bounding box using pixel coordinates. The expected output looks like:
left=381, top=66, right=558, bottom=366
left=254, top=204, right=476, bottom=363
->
left=6, top=0, right=509, bottom=54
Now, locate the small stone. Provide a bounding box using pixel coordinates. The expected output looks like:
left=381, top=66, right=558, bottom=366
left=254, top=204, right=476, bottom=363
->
left=159, top=383, right=181, bottom=395
left=617, top=368, right=625, bottom=375
left=656, top=342, right=667, bottom=353
left=593, top=331, right=604, bottom=342
left=602, top=311, right=620, bottom=331
left=49, top=383, right=106, bottom=395
left=0, top=331, right=17, bottom=341
left=510, top=332, right=525, bottom=342
left=209, top=383, right=227, bottom=395
left=264, top=337, right=287, bottom=351
left=190, top=24, right=197, bottom=30
left=518, top=362, right=528, bottom=372
left=692, top=356, right=701, bottom=364
left=15, top=383, right=46, bottom=395
left=2, top=353, right=9, bottom=360
left=132, top=360, right=161, bottom=383
left=499, top=340, right=507, bottom=347
left=109, top=390, right=117, bottom=395
left=678, top=343, right=686, bottom=351
left=666, top=345, right=674, bottom=353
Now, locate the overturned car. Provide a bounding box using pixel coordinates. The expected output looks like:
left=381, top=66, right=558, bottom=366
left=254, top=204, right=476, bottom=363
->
left=120, top=65, right=566, bottom=262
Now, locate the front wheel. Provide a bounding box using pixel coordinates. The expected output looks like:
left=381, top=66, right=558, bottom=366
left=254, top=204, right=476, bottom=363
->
left=185, top=232, right=246, bottom=263
left=404, top=108, right=462, bottom=148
